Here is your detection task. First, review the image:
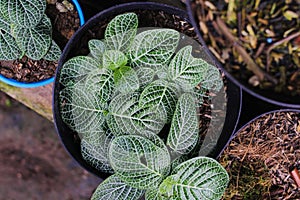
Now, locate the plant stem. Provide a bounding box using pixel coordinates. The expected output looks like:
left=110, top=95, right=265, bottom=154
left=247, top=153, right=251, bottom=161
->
left=216, top=17, right=278, bottom=84
left=266, top=31, right=300, bottom=71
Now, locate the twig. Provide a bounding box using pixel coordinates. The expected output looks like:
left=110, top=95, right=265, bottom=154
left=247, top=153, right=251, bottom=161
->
left=216, top=17, right=278, bottom=84
left=266, top=31, right=300, bottom=71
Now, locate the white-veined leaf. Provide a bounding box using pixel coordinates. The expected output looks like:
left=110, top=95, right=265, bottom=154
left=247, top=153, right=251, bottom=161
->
left=159, top=157, right=229, bottom=200
left=129, top=29, right=179, bottom=69
left=13, top=14, right=51, bottom=60
left=114, top=66, right=139, bottom=94
left=0, top=16, right=22, bottom=60
left=156, top=65, right=168, bottom=80
left=107, top=92, right=164, bottom=136
left=105, top=13, right=138, bottom=52
left=85, top=67, right=115, bottom=103
left=103, top=50, right=128, bottom=70
left=201, top=66, right=223, bottom=92
left=145, top=188, right=169, bottom=200
left=81, top=129, right=114, bottom=173
left=0, top=0, right=10, bottom=21
left=59, top=56, right=100, bottom=86
left=136, top=67, right=155, bottom=89
left=88, top=39, right=106, bottom=62
left=60, top=83, right=106, bottom=135
left=8, top=0, right=46, bottom=28
left=109, top=135, right=171, bottom=189
left=43, top=40, right=61, bottom=61
left=139, top=79, right=179, bottom=123
left=167, top=93, right=199, bottom=155
left=91, top=174, right=144, bottom=200
left=168, top=46, right=209, bottom=90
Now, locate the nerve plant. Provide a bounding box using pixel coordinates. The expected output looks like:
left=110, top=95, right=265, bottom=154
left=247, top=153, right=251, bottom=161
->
left=59, top=12, right=229, bottom=200
left=0, top=0, right=61, bottom=61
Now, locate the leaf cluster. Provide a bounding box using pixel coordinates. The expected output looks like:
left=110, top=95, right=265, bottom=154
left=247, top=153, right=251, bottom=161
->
left=0, top=0, right=61, bottom=61
left=59, top=12, right=228, bottom=200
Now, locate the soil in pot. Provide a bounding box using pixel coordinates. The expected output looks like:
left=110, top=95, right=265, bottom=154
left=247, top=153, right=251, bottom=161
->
left=219, top=111, right=300, bottom=199
left=192, top=0, right=300, bottom=100
left=0, top=0, right=81, bottom=83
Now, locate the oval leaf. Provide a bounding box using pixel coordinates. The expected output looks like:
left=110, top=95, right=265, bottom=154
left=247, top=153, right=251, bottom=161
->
left=0, top=17, right=22, bottom=60
left=114, top=66, right=139, bottom=94
left=13, top=14, right=51, bottom=60
left=60, top=84, right=106, bottom=135
left=105, top=13, right=138, bottom=52
left=81, top=130, right=114, bottom=173
left=85, top=67, right=115, bottom=103
left=201, top=66, right=223, bottom=92
left=109, top=135, right=171, bottom=189
left=107, top=92, right=164, bottom=136
left=136, top=67, right=155, bottom=89
left=59, top=56, right=100, bottom=86
left=139, top=79, right=179, bottom=123
left=168, top=46, right=209, bottom=90
left=103, top=50, right=128, bottom=70
left=160, top=157, right=229, bottom=200
left=91, top=174, right=144, bottom=200
left=167, top=93, right=199, bottom=155
left=129, top=29, right=179, bottom=69
left=146, top=188, right=169, bottom=200
left=43, top=40, right=61, bottom=61
left=8, top=0, right=46, bottom=28
left=88, top=39, right=106, bottom=62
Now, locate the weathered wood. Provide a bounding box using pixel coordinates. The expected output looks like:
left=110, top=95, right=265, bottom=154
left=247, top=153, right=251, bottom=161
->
left=0, top=82, right=53, bottom=122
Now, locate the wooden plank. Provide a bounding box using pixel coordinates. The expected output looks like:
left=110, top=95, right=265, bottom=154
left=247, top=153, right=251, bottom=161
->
left=0, top=82, right=53, bottom=122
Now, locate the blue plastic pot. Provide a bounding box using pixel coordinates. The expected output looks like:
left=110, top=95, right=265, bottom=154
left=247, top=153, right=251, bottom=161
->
left=0, top=0, right=85, bottom=88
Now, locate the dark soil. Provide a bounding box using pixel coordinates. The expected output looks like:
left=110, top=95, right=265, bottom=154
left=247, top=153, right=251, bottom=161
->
left=0, top=0, right=80, bottom=83
left=219, top=111, right=300, bottom=200
left=0, top=92, right=101, bottom=199
left=192, top=0, right=300, bottom=98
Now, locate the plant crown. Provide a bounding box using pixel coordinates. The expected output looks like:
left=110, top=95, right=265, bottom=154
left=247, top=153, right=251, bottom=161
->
left=59, top=12, right=228, bottom=200
left=0, top=0, right=61, bottom=61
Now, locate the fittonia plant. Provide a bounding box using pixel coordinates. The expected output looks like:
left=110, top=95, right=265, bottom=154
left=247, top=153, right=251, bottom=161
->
left=59, top=12, right=229, bottom=200
left=0, top=0, right=61, bottom=61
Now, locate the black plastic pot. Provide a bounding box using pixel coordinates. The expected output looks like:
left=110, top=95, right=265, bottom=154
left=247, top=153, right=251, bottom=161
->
left=53, top=2, right=242, bottom=178
left=78, top=0, right=185, bottom=20
left=186, top=1, right=300, bottom=109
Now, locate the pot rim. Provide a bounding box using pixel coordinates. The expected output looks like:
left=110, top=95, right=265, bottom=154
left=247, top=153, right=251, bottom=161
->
left=0, top=0, right=85, bottom=88
left=185, top=1, right=300, bottom=109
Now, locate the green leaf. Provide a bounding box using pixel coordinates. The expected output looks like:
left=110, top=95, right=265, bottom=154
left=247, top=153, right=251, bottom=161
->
left=0, top=16, right=22, bottom=60
left=167, top=93, right=199, bottom=155
left=129, top=29, right=179, bottom=69
left=88, top=39, right=106, bottom=62
left=139, top=79, right=179, bottom=123
left=59, top=83, right=106, bottom=135
left=43, top=40, right=61, bottom=61
left=168, top=46, right=209, bottom=90
left=145, top=188, right=169, bottom=200
left=114, top=66, right=139, bottom=94
left=91, top=174, right=144, bottom=200
left=136, top=67, right=155, bottom=89
left=107, top=92, right=164, bottom=136
left=59, top=56, right=100, bottom=86
left=109, top=135, right=171, bottom=189
left=8, top=0, right=46, bottom=28
left=160, top=157, right=229, bottom=200
left=201, top=66, right=223, bottom=92
left=85, top=67, right=115, bottom=103
left=105, top=13, right=138, bottom=52
left=103, top=50, right=128, bottom=70
left=81, top=130, right=114, bottom=173
left=13, top=14, right=52, bottom=60
left=0, top=0, right=10, bottom=21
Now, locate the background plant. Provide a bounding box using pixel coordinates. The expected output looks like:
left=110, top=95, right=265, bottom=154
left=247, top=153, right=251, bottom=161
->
left=0, top=0, right=61, bottom=61
left=59, top=12, right=228, bottom=200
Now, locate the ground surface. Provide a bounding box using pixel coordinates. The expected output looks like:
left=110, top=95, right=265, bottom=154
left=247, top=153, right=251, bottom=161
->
left=0, top=91, right=101, bottom=200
